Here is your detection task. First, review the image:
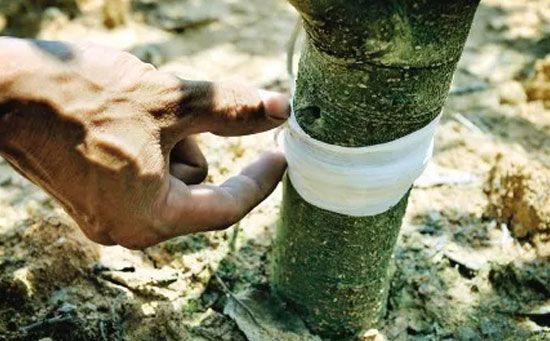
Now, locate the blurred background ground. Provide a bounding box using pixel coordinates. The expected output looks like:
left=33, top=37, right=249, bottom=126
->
left=0, top=0, right=550, bottom=340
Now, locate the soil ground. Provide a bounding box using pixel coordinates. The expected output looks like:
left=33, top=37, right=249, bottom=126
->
left=1, top=0, right=550, bottom=340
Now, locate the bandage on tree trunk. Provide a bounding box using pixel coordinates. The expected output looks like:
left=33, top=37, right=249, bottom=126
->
left=271, top=1, right=480, bottom=339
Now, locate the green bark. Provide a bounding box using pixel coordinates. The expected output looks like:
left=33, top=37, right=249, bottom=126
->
left=272, top=1, right=480, bottom=339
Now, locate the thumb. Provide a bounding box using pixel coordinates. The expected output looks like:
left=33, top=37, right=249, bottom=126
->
left=181, top=80, right=290, bottom=136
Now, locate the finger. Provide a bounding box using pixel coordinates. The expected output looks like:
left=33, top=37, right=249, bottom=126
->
left=160, top=151, right=287, bottom=236
left=170, top=136, right=208, bottom=184
left=180, top=80, right=290, bottom=137
left=170, top=163, right=208, bottom=185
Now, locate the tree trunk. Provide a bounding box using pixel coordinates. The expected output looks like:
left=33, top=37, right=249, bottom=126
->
left=272, top=1, right=480, bottom=339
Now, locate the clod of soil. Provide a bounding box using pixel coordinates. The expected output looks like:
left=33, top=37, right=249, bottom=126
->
left=0, top=216, right=99, bottom=299
left=485, top=153, right=550, bottom=256
left=526, top=56, right=550, bottom=107
left=102, top=0, right=128, bottom=29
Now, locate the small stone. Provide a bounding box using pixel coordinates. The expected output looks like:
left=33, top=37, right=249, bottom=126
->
left=363, top=329, right=386, bottom=341
left=456, top=326, right=479, bottom=340
left=140, top=302, right=158, bottom=317
left=498, top=81, right=527, bottom=105
left=58, top=303, right=77, bottom=314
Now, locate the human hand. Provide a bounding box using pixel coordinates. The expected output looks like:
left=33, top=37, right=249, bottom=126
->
left=0, top=38, right=289, bottom=249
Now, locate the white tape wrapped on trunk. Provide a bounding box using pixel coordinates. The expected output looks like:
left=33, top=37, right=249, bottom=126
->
left=283, top=113, right=441, bottom=217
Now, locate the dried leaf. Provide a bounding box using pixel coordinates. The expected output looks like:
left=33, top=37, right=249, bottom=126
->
left=224, top=288, right=321, bottom=341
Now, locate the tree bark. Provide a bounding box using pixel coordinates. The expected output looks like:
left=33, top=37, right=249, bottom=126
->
left=272, top=1, right=480, bottom=339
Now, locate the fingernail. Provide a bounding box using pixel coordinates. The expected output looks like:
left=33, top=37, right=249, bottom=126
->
left=260, top=90, right=290, bottom=121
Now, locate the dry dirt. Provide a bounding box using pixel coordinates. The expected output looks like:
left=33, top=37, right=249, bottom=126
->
left=1, top=0, right=550, bottom=340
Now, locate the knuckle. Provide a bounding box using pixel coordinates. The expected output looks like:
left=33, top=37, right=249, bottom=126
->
left=236, top=174, right=263, bottom=196
left=115, top=51, right=146, bottom=71
left=141, top=62, right=157, bottom=72
left=218, top=200, right=242, bottom=230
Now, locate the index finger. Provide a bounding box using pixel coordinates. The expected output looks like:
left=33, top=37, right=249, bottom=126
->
left=158, top=151, right=287, bottom=237
left=175, top=80, right=291, bottom=137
